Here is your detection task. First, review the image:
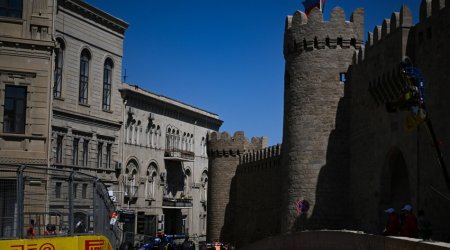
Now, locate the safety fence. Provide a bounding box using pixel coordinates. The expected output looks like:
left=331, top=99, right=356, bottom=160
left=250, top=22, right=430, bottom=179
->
left=0, top=164, right=121, bottom=249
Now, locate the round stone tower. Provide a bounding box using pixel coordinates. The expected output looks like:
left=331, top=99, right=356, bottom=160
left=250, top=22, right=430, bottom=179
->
left=206, top=131, right=266, bottom=243
left=280, top=7, right=364, bottom=233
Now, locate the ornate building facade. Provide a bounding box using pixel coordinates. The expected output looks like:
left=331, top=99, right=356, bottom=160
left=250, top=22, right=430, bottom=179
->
left=118, top=83, right=222, bottom=246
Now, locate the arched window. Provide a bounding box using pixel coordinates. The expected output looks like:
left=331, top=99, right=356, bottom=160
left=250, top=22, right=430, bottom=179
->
left=166, top=127, right=172, bottom=150
left=150, top=124, right=156, bottom=148
left=201, top=137, right=206, bottom=156
left=185, top=133, right=190, bottom=152
left=125, top=160, right=139, bottom=198
left=176, top=130, right=180, bottom=150
left=184, top=169, right=191, bottom=197
left=146, top=163, right=158, bottom=200
left=136, top=120, right=141, bottom=145
left=79, top=49, right=91, bottom=104
left=53, top=38, right=65, bottom=98
left=200, top=171, right=208, bottom=202
left=156, top=126, right=161, bottom=148
left=102, top=58, right=113, bottom=110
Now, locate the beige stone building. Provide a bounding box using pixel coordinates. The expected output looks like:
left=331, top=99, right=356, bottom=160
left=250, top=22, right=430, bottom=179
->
left=0, top=0, right=56, bottom=237
left=0, top=1, right=54, bottom=165
left=118, top=83, right=222, bottom=245
left=48, top=0, right=128, bottom=228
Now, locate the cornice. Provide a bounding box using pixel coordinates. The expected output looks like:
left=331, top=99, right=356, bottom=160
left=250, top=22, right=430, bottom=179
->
left=53, top=107, right=122, bottom=129
left=60, top=0, right=128, bottom=35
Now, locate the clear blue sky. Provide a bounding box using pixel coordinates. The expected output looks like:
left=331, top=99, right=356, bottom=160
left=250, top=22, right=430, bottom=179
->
left=85, top=0, right=419, bottom=145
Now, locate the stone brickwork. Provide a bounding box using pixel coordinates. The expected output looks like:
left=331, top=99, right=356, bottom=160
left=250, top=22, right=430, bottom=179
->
left=207, top=0, right=450, bottom=247
left=234, top=144, right=282, bottom=247
left=281, top=6, right=363, bottom=233
left=0, top=0, right=55, bottom=165
left=206, top=131, right=267, bottom=243
left=348, top=1, right=450, bottom=240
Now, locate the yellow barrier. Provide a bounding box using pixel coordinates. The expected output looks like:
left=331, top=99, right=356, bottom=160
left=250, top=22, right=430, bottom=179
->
left=0, top=235, right=113, bottom=250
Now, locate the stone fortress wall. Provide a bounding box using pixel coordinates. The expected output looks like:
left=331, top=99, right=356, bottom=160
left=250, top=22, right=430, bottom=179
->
left=348, top=0, right=450, bottom=240
left=233, top=144, right=282, bottom=247
left=206, top=131, right=267, bottom=243
left=207, top=0, right=450, bottom=248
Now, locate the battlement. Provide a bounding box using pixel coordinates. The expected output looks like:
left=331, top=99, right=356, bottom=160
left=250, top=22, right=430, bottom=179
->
left=207, top=131, right=268, bottom=157
left=366, top=5, right=412, bottom=48
left=284, top=7, right=364, bottom=57
left=352, top=5, right=412, bottom=65
left=239, top=144, right=282, bottom=165
left=352, top=0, right=449, bottom=81
left=420, top=0, right=446, bottom=22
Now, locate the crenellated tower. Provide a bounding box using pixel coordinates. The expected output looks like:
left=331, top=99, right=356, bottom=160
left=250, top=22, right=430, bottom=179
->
left=281, top=6, right=364, bottom=233
left=206, top=131, right=267, bottom=242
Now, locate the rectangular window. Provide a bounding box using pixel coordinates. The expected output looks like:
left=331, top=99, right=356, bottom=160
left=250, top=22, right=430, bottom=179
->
left=102, top=61, right=112, bottom=110
left=339, top=72, right=347, bottom=83
left=72, top=138, right=79, bottom=165
left=97, top=142, right=103, bottom=168
left=106, top=144, right=112, bottom=168
left=82, top=140, right=89, bottom=166
left=3, top=85, right=26, bottom=133
left=73, top=183, right=78, bottom=199
left=56, top=135, right=63, bottom=163
left=0, top=0, right=23, bottom=18
left=182, top=215, right=188, bottom=234
left=55, top=182, right=62, bottom=199
left=82, top=184, right=88, bottom=199
left=202, top=214, right=206, bottom=233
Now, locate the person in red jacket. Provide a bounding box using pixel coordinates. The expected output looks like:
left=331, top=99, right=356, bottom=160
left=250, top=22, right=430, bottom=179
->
left=382, top=208, right=401, bottom=236
left=400, top=204, right=418, bottom=238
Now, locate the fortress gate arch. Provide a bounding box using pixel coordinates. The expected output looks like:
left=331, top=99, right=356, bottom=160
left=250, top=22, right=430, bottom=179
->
left=379, top=148, right=411, bottom=229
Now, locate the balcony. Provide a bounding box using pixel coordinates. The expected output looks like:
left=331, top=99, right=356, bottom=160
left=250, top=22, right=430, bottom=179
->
left=164, top=149, right=194, bottom=162
left=162, top=184, right=192, bottom=208
left=162, top=198, right=192, bottom=208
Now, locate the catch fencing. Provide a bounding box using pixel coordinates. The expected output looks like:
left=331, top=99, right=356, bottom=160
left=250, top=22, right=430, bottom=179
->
left=0, top=164, right=120, bottom=248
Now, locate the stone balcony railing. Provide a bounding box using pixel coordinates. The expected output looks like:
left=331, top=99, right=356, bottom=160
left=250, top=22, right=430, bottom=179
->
left=164, top=149, right=195, bottom=162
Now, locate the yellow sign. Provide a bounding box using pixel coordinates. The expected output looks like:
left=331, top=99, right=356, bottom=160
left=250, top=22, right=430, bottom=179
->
left=0, top=235, right=112, bottom=250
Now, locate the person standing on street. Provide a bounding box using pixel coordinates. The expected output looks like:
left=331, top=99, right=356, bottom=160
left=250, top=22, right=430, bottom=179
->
left=400, top=204, right=418, bottom=238
left=382, top=208, right=401, bottom=236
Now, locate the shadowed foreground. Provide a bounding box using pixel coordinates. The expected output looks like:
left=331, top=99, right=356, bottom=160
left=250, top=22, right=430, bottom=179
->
left=240, top=231, right=450, bottom=250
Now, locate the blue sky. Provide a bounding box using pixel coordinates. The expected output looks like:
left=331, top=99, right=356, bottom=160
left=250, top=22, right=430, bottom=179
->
left=85, top=0, right=420, bottom=145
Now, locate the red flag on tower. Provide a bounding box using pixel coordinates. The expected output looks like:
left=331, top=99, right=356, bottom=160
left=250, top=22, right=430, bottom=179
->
left=302, top=0, right=326, bottom=15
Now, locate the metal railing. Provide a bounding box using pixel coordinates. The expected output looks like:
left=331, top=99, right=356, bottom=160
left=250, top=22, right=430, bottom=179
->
left=0, top=164, right=120, bottom=249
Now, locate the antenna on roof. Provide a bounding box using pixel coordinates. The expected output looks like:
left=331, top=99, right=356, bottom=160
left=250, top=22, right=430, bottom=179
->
left=123, top=69, right=128, bottom=83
